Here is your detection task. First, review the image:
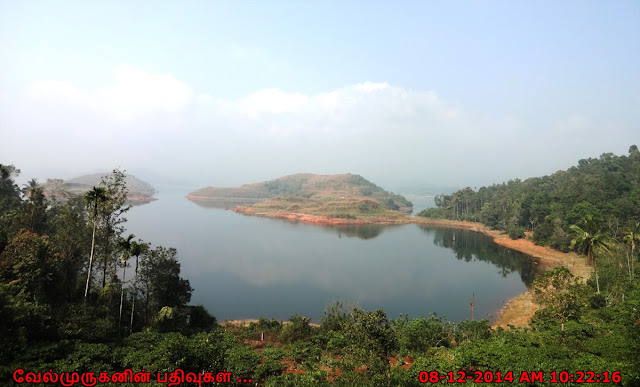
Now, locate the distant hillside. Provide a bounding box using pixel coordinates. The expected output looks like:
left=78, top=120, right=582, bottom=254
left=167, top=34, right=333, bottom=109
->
left=187, top=173, right=414, bottom=218
left=42, top=173, right=157, bottom=203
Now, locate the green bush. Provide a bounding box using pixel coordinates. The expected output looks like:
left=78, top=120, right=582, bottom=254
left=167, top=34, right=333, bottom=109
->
left=507, top=226, right=525, bottom=239
left=255, top=359, right=284, bottom=381
left=280, top=315, right=313, bottom=343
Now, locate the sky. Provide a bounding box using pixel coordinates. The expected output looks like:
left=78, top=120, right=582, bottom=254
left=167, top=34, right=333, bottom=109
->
left=1, top=1, right=639, bottom=191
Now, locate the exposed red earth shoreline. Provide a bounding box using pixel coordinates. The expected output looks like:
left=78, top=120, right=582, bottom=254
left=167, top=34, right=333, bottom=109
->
left=231, top=205, right=409, bottom=225
left=227, top=206, right=592, bottom=328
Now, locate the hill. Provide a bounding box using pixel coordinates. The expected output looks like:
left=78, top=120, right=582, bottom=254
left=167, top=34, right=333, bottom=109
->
left=418, top=145, right=640, bottom=251
left=41, top=172, right=157, bottom=203
left=187, top=173, right=413, bottom=223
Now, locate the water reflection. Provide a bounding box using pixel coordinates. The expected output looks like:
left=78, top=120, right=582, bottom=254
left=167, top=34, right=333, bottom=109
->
left=126, top=193, right=535, bottom=322
left=334, top=224, right=391, bottom=240
left=423, top=226, right=539, bottom=285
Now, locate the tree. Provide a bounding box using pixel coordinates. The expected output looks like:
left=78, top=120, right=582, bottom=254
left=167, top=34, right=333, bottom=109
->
left=570, top=215, right=611, bottom=293
left=129, top=239, right=148, bottom=334
left=393, top=313, right=451, bottom=354
left=139, top=246, right=192, bottom=326
left=50, top=196, right=89, bottom=303
left=0, top=230, right=56, bottom=304
left=0, top=164, right=21, bottom=254
left=343, top=309, right=397, bottom=387
left=20, top=179, right=47, bottom=234
left=622, top=223, right=640, bottom=278
left=533, top=266, right=586, bottom=331
left=83, top=186, right=109, bottom=299
left=96, top=170, right=131, bottom=289
left=117, top=234, right=135, bottom=332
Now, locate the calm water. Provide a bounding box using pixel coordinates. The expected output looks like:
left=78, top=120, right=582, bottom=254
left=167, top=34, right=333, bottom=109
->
left=125, top=190, right=537, bottom=323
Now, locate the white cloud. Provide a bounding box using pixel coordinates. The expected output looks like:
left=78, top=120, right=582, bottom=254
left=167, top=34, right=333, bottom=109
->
left=354, top=81, right=390, bottom=93
left=238, top=88, right=309, bottom=116
left=26, top=80, right=88, bottom=104
left=25, top=64, right=193, bottom=122
left=6, top=65, right=559, bottom=187
left=200, top=81, right=466, bottom=139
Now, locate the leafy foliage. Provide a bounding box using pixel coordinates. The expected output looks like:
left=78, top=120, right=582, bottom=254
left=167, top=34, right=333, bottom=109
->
left=419, top=146, right=640, bottom=251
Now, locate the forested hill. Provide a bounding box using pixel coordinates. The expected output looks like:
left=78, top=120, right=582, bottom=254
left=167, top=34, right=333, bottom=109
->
left=41, top=172, right=157, bottom=202
left=419, top=145, right=640, bottom=251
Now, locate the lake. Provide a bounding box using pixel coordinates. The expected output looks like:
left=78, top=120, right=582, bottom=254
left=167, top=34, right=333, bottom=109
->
left=125, top=189, right=537, bottom=323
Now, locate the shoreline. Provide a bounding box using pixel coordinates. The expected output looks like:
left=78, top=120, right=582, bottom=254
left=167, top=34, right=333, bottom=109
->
left=410, top=219, right=592, bottom=328
left=228, top=206, right=591, bottom=328
left=231, top=206, right=408, bottom=225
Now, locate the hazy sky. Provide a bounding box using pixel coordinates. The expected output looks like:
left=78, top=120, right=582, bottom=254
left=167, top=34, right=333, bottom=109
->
left=1, top=1, right=639, bottom=191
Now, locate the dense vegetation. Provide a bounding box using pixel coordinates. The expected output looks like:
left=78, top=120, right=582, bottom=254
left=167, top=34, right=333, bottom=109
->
left=419, top=146, right=640, bottom=249
left=2, top=156, right=640, bottom=386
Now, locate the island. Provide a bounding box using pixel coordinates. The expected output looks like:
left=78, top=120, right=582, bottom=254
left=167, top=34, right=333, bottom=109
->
left=41, top=172, right=158, bottom=204
left=186, top=173, right=414, bottom=224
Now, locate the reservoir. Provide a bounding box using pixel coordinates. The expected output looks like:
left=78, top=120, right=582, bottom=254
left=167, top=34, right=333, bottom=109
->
left=125, top=189, right=537, bottom=323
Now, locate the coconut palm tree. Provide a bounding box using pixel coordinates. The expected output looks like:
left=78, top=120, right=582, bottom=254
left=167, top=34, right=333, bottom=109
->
left=118, top=234, right=135, bottom=331
left=622, top=223, right=640, bottom=278
left=84, top=186, right=109, bottom=299
left=129, top=240, right=148, bottom=334
left=570, top=215, right=611, bottom=293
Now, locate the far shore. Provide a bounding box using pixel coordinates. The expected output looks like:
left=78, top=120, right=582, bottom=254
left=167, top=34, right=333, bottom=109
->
left=225, top=206, right=592, bottom=328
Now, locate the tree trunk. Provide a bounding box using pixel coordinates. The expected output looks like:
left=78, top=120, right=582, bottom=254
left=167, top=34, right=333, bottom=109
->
left=102, top=255, right=107, bottom=289
left=594, top=255, right=600, bottom=294
left=118, top=262, right=126, bottom=332
left=130, top=256, right=139, bottom=334
left=144, top=282, right=150, bottom=326
left=84, top=219, right=97, bottom=299
left=632, top=245, right=635, bottom=277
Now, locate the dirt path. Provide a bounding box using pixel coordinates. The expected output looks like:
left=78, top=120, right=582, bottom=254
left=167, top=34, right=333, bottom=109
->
left=412, top=219, right=592, bottom=328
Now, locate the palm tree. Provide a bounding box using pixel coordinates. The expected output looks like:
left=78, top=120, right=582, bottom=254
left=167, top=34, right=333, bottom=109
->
left=118, top=234, right=135, bottom=331
left=622, top=223, right=640, bottom=278
left=23, top=179, right=46, bottom=233
left=129, top=240, right=148, bottom=334
left=84, top=186, right=109, bottom=299
left=570, top=215, right=611, bottom=293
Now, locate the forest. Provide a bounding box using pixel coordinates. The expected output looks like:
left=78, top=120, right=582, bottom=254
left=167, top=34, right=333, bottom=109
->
left=1, top=149, right=639, bottom=386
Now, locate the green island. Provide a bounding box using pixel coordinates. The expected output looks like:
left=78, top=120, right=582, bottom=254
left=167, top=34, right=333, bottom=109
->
left=187, top=173, right=414, bottom=224
left=1, top=145, right=640, bottom=386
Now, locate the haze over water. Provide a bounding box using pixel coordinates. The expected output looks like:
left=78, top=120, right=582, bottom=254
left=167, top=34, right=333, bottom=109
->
left=125, top=190, right=537, bottom=323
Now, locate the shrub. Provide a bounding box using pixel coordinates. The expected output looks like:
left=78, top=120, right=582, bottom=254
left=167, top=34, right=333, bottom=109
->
left=508, top=226, right=526, bottom=239
left=280, top=315, right=313, bottom=343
